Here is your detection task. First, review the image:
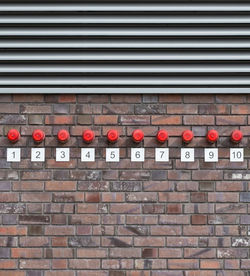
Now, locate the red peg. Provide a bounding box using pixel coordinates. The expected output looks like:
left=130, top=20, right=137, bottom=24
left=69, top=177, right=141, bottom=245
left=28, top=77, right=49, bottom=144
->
left=57, top=129, right=70, bottom=143
left=156, top=129, right=168, bottom=143
left=7, top=129, right=20, bottom=143
left=32, top=129, right=45, bottom=143
left=107, top=129, right=119, bottom=143
left=207, top=129, right=219, bottom=143
left=132, top=129, right=144, bottom=143
left=83, top=130, right=95, bottom=143
left=231, top=130, right=243, bottom=143
left=182, top=130, right=193, bottom=143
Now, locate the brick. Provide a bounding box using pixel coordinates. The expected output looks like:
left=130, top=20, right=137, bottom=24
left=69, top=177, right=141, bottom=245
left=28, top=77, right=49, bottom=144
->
left=120, top=115, right=150, bottom=125
left=69, top=259, right=100, bottom=269
left=11, top=248, right=42, bottom=258
left=184, top=95, right=214, bottom=103
left=191, top=215, right=207, bottom=225
left=94, top=115, right=118, bottom=125
left=151, top=115, right=182, bottom=125
left=45, top=115, right=74, bottom=124
left=45, top=181, right=76, bottom=191
left=184, top=115, right=214, bottom=125
left=216, top=116, right=247, bottom=125
left=168, top=259, right=199, bottom=269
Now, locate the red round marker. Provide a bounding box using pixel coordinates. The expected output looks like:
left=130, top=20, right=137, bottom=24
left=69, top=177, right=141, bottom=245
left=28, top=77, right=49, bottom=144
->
left=132, top=129, right=144, bottom=143
left=182, top=130, right=193, bottom=143
left=7, top=129, right=20, bottom=143
left=231, top=130, right=243, bottom=143
left=83, top=130, right=95, bottom=143
left=156, top=129, right=168, bottom=143
left=107, top=129, right=119, bottom=143
left=57, top=129, right=70, bottom=143
left=32, top=129, right=45, bottom=143
left=207, top=129, right=219, bottom=143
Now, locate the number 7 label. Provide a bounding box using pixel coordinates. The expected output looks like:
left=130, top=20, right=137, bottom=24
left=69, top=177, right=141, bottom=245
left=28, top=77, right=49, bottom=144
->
left=31, top=148, right=45, bottom=162
left=155, top=148, right=169, bottom=162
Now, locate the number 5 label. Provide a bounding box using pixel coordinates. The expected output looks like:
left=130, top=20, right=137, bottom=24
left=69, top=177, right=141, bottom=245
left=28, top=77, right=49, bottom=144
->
left=31, top=148, right=45, bottom=162
left=7, top=148, right=21, bottom=162
left=106, top=148, right=119, bottom=162
left=155, top=148, right=169, bottom=162
left=131, top=148, right=145, bottom=162
left=204, top=148, right=218, bottom=162
left=56, top=148, right=70, bottom=162
left=181, top=148, right=194, bottom=162
left=230, top=148, right=244, bottom=162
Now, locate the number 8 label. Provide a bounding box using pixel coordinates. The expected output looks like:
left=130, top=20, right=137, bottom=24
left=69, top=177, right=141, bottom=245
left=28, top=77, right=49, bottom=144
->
left=56, top=148, right=70, bottom=162
left=31, top=148, right=45, bottom=162
left=181, top=148, right=194, bottom=162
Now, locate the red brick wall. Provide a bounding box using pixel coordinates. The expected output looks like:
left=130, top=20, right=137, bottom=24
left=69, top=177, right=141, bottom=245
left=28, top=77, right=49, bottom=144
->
left=0, top=94, right=249, bottom=276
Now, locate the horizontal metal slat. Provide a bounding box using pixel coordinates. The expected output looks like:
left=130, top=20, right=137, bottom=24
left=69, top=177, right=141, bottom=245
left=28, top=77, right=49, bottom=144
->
left=1, top=27, right=250, bottom=36
left=0, top=64, right=250, bottom=73
left=0, top=76, right=249, bottom=85
left=0, top=3, right=249, bottom=12
left=0, top=52, right=249, bottom=61
left=1, top=15, right=250, bottom=24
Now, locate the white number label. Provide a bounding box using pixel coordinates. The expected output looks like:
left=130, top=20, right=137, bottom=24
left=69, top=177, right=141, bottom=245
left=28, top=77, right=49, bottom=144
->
left=181, top=148, right=194, bottom=162
left=56, top=148, right=70, bottom=162
left=155, top=148, right=169, bottom=162
left=230, top=148, right=244, bottom=162
left=7, top=148, right=21, bottom=162
left=204, top=148, right=218, bottom=162
left=31, top=148, right=45, bottom=162
left=81, top=148, right=95, bottom=162
left=106, top=148, right=120, bottom=162
left=131, top=148, right=145, bottom=162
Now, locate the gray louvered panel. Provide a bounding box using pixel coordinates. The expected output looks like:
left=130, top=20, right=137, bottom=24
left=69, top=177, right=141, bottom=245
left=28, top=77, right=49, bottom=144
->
left=0, top=1, right=249, bottom=89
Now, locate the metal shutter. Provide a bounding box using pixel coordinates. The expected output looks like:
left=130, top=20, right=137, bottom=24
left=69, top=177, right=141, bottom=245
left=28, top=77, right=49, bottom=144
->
left=0, top=0, right=249, bottom=92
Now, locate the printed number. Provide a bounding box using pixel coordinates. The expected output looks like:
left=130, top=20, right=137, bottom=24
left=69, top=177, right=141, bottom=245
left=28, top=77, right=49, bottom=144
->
left=106, top=148, right=119, bottom=162
left=204, top=149, right=218, bottom=162
left=155, top=148, right=169, bottom=162
left=160, top=151, right=165, bottom=158
left=233, top=151, right=242, bottom=159
left=31, top=148, right=45, bottom=162
left=181, top=148, right=194, bottom=162
left=60, top=151, right=66, bottom=159
left=56, top=148, right=70, bottom=162
left=185, top=151, right=190, bottom=159
left=85, top=151, right=90, bottom=158
left=131, top=148, right=144, bottom=162
left=230, top=148, right=244, bottom=162
left=12, top=152, right=15, bottom=159
left=81, top=148, right=95, bottom=162
left=135, top=151, right=141, bottom=159
left=7, top=148, right=21, bottom=162
left=36, top=151, right=41, bottom=159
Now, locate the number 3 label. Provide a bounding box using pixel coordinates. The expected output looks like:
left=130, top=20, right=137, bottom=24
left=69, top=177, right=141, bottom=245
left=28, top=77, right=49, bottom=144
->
left=230, top=148, right=244, bottom=162
left=31, top=148, right=45, bottom=162
left=204, top=148, right=218, bottom=162
left=106, top=148, right=119, bottom=162
left=131, top=148, right=145, bottom=162
left=181, top=148, right=194, bottom=162
left=56, top=148, right=70, bottom=162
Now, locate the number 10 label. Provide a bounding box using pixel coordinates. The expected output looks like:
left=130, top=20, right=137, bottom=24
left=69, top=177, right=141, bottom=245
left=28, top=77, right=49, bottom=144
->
left=181, top=148, right=194, bottom=162
left=56, top=148, right=70, bottom=162
left=31, top=148, right=45, bottom=162
left=230, top=148, right=244, bottom=162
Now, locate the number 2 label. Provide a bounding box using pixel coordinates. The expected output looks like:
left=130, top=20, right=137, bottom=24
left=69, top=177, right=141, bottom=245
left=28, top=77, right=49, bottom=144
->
left=31, top=148, right=45, bottom=162
left=56, top=148, right=70, bottom=162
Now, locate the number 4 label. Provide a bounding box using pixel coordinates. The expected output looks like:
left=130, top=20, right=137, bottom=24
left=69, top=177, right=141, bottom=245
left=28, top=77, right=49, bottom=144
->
left=230, top=148, right=244, bottom=162
left=181, top=148, right=194, bottom=162
left=81, top=148, right=95, bottom=162
left=31, top=148, right=45, bottom=162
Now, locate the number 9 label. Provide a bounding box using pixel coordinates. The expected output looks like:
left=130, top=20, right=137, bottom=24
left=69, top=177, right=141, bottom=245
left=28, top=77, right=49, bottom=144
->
left=56, top=148, right=70, bottom=162
left=31, top=148, right=45, bottom=162
left=204, top=148, right=218, bottom=162
left=106, top=148, right=119, bottom=162
left=131, top=148, right=145, bottom=162
left=230, top=148, right=244, bottom=162
left=181, top=148, right=194, bottom=162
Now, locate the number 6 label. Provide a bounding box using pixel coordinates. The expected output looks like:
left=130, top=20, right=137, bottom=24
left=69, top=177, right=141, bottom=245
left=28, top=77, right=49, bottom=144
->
left=106, top=148, right=119, bottom=162
left=31, top=148, right=45, bottom=162
left=56, top=148, right=70, bottom=162
left=181, top=148, right=194, bottom=162
left=230, top=148, right=244, bottom=162
left=131, top=148, right=145, bottom=162
left=204, top=148, right=218, bottom=162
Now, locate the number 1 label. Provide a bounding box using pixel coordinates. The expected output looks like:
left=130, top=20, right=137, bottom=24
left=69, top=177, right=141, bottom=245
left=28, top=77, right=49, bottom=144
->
left=230, top=148, right=244, bottom=162
left=181, top=148, right=194, bottom=162
left=204, top=148, right=218, bottom=162
left=7, top=148, right=21, bottom=162
left=56, top=148, right=70, bottom=162
left=31, top=148, right=45, bottom=162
